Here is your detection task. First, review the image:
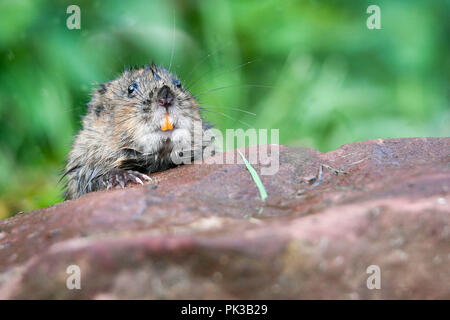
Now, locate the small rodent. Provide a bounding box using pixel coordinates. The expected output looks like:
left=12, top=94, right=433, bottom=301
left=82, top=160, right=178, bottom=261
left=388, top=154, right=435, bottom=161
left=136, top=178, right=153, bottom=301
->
left=63, top=63, right=213, bottom=199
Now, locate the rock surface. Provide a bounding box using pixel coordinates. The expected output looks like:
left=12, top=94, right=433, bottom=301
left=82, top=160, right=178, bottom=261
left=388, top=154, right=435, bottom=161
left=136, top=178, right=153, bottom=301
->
left=0, top=138, right=448, bottom=299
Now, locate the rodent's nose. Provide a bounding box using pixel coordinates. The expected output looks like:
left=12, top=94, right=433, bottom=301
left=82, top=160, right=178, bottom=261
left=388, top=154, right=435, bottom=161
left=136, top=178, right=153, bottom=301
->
left=157, top=85, right=174, bottom=108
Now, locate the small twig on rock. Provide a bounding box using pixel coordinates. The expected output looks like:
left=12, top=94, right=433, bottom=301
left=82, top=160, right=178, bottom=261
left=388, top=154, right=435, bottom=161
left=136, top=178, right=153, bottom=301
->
left=349, top=158, right=368, bottom=166
left=297, top=163, right=347, bottom=196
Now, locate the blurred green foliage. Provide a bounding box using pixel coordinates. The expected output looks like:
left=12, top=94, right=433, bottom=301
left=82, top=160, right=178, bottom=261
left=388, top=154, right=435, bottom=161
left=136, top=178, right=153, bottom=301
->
left=0, top=0, right=448, bottom=218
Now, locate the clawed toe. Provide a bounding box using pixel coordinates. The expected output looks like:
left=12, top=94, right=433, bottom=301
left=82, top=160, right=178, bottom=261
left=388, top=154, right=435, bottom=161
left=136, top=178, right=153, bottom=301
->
left=134, top=176, right=144, bottom=185
left=104, top=170, right=152, bottom=190
left=137, top=173, right=152, bottom=182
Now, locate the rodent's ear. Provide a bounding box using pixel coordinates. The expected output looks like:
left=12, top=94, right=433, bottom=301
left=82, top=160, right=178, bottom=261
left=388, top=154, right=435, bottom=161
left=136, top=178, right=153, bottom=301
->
left=88, top=83, right=109, bottom=117
left=97, top=83, right=108, bottom=95
left=92, top=103, right=105, bottom=117
left=87, top=94, right=105, bottom=117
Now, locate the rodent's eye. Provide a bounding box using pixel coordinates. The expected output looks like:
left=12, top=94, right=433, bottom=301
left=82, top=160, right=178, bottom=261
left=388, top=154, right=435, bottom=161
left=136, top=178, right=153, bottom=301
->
left=172, top=79, right=182, bottom=88
left=128, top=82, right=139, bottom=96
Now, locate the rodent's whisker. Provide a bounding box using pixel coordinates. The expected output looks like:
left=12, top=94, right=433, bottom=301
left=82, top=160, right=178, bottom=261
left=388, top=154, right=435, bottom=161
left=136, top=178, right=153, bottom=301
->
left=193, top=84, right=273, bottom=98
left=183, top=41, right=233, bottom=87
left=200, top=105, right=256, bottom=116
left=187, top=59, right=259, bottom=92
left=168, top=10, right=176, bottom=72
left=177, top=109, right=202, bottom=122
left=200, top=108, right=253, bottom=128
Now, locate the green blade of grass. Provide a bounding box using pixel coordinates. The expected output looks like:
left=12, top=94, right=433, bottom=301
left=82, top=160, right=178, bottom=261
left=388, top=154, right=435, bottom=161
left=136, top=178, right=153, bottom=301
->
left=238, top=150, right=268, bottom=201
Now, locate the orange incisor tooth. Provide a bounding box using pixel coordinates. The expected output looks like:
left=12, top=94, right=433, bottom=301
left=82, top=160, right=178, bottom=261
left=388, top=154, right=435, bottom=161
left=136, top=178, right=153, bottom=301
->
left=161, top=114, right=173, bottom=131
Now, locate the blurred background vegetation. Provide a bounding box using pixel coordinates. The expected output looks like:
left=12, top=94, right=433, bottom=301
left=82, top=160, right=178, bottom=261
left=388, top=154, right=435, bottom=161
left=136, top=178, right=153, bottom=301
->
left=0, top=0, right=448, bottom=219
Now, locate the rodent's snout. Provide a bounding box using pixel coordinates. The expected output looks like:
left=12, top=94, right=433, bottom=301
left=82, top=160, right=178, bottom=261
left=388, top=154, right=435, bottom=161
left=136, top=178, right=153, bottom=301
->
left=157, top=85, right=174, bottom=108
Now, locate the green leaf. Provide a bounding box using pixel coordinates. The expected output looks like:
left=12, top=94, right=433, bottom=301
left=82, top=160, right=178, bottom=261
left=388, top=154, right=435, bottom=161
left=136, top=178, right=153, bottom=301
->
left=237, top=150, right=268, bottom=202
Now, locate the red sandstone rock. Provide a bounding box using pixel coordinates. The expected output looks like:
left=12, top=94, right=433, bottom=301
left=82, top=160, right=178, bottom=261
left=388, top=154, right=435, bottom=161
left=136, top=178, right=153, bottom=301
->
left=0, top=138, right=448, bottom=299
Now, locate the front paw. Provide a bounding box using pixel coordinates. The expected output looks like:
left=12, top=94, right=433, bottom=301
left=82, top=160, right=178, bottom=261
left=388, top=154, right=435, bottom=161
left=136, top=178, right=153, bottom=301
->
left=103, top=169, right=152, bottom=190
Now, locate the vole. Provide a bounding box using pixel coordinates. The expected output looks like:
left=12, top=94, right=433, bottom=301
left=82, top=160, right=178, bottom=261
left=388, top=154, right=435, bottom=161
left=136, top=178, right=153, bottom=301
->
left=63, top=63, right=213, bottom=199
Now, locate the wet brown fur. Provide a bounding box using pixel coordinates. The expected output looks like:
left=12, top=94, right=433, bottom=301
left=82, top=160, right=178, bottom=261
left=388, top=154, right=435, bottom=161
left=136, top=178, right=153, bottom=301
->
left=63, top=64, right=211, bottom=199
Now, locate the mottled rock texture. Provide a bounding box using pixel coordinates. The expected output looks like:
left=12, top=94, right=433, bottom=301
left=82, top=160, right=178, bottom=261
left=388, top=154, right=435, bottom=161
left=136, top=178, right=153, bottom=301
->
left=0, top=138, right=448, bottom=299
